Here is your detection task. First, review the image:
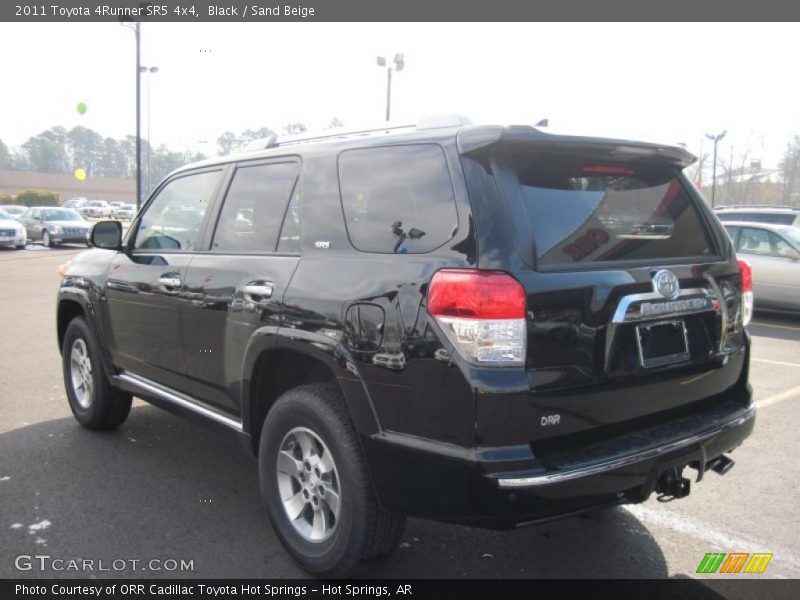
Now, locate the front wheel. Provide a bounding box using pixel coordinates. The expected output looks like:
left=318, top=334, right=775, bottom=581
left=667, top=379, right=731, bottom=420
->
left=259, top=383, right=405, bottom=577
left=42, top=230, right=51, bottom=247
left=62, top=316, right=132, bottom=430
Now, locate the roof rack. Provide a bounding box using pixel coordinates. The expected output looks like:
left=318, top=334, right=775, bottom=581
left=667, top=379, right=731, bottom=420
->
left=242, top=114, right=472, bottom=151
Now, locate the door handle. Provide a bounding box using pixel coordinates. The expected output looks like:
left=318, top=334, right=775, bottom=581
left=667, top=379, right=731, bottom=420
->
left=158, top=275, right=182, bottom=290
left=243, top=282, right=274, bottom=303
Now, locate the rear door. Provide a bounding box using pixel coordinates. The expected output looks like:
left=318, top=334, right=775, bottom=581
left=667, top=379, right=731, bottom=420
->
left=105, top=168, right=225, bottom=391
left=180, top=158, right=302, bottom=415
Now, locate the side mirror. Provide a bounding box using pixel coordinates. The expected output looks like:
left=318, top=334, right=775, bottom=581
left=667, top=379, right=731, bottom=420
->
left=91, top=220, right=122, bottom=250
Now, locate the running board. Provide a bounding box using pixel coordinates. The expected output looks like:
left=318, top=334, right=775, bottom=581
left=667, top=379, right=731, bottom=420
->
left=117, top=372, right=243, bottom=432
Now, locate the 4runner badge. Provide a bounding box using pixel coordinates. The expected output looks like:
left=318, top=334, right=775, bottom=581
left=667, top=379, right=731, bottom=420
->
left=653, top=269, right=680, bottom=300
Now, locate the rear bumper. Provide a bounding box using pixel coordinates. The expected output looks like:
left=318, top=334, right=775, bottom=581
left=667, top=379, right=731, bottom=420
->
left=364, top=386, right=754, bottom=527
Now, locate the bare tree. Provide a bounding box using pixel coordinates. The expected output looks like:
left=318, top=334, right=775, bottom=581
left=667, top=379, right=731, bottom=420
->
left=780, top=135, right=800, bottom=206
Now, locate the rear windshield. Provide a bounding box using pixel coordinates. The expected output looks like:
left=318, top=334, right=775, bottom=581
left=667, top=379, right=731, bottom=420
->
left=515, top=154, right=713, bottom=268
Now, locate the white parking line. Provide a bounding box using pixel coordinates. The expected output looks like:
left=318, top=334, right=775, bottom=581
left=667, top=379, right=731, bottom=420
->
left=625, top=504, right=800, bottom=573
left=755, top=383, right=800, bottom=409
left=752, top=357, right=800, bottom=369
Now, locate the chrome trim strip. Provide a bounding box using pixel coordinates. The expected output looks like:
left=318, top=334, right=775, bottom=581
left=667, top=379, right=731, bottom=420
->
left=118, top=372, right=243, bottom=432
left=611, top=287, right=712, bottom=324
left=494, top=406, right=754, bottom=488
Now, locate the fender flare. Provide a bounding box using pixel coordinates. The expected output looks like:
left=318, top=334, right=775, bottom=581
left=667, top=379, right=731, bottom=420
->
left=57, top=288, right=117, bottom=380
left=240, top=327, right=382, bottom=439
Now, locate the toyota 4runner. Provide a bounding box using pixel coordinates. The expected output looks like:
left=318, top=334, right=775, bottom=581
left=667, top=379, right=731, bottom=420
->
left=56, top=116, right=755, bottom=577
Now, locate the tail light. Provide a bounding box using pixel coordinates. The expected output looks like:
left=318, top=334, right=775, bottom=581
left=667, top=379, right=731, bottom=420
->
left=738, top=259, right=753, bottom=326
left=427, top=269, right=526, bottom=365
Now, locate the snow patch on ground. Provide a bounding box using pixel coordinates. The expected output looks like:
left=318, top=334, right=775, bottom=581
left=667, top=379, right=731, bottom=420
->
left=28, top=520, right=51, bottom=533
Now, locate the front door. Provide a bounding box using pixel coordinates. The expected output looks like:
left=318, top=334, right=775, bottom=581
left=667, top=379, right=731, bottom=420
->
left=104, top=168, right=225, bottom=392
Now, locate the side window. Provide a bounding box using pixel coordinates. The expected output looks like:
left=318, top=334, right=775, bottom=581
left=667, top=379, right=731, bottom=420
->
left=338, top=144, right=458, bottom=254
left=738, top=228, right=771, bottom=254
left=772, top=233, right=798, bottom=258
left=135, top=171, right=221, bottom=251
left=213, top=162, right=299, bottom=253
left=737, top=227, right=795, bottom=257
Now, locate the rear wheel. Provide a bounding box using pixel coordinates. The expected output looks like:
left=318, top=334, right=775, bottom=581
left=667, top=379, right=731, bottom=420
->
left=62, top=316, right=132, bottom=430
left=15, top=244, right=24, bottom=250
left=259, top=383, right=405, bottom=577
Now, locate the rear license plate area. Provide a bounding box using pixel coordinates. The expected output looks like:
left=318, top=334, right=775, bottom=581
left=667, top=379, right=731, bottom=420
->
left=636, top=319, right=690, bottom=368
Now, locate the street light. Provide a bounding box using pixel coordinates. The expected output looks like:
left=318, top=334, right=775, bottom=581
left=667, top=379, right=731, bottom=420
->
left=705, top=130, right=727, bottom=208
left=139, top=65, right=159, bottom=196
left=376, top=53, right=404, bottom=122
left=120, top=18, right=142, bottom=209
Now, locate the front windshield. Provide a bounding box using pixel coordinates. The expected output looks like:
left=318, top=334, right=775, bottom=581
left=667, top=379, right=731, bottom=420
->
left=43, top=209, right=83, bottom=221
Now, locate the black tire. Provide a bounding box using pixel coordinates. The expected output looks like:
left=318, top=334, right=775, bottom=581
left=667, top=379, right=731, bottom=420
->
left=15, top=244, right=24, bottom=250
left=62, top=316, right=132, bottom=430
left=259, top=383, right=405, bottom=577
left=42, top=230, right=51, bottom=248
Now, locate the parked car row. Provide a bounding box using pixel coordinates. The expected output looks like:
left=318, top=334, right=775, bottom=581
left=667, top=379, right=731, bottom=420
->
left=62, top=197, right=137, bottom=220
left=0, top=206, right=91, bottom=248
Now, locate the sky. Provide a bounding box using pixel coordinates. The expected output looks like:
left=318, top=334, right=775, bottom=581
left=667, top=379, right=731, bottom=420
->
left=1, top=22, right=798, bottom=167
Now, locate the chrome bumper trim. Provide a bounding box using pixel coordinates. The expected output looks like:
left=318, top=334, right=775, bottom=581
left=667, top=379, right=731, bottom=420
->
left=495, top=406, right=755, bottom=488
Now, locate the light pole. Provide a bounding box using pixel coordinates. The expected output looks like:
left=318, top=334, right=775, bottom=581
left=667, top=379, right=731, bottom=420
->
left=376, top=53, right=404, bottom=122
left=120, top=19, right=142, bottom=209
left=705, top=130, right=727, bottom=208
left=139, top=65, right=159, bottom=196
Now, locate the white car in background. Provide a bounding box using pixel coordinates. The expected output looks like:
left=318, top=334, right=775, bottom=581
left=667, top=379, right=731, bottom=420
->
left=1, top=205, right=28, bottom=219
left=80, top=200, right=113, bottom=219
left=64, top=197, right=89, bottom=209
left=112, top=204, right=136, bottom=220
left=0, top=209, right=27, bottom=249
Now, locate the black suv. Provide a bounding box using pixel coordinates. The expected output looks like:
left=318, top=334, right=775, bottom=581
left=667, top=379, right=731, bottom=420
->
left=57, top=117, right=755, bottom=577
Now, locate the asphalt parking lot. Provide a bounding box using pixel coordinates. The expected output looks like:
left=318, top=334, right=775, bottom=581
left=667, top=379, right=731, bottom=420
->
left=1, top=246, right=799, bottom=588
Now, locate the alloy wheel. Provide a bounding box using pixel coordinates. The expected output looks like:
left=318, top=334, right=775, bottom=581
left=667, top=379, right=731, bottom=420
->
left=69, top=338, right=93, bottom=409
left=276, top=427, right=341, bottom=543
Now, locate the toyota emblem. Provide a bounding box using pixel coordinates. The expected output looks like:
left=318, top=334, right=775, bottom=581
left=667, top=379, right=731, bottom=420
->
left=653, top=270, right=680, bottom=300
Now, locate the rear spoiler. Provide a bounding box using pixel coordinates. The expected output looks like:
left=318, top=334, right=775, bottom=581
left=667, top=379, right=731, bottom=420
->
left=456, top=125, right=697, bottom=168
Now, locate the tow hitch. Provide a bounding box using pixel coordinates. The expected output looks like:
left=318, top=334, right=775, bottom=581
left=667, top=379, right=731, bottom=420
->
left=656, top=467, right=691, bottom=501
left=656, top=454, right=736, bottom=502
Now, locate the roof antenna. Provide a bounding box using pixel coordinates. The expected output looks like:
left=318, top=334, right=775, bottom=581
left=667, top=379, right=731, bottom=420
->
left=535, top=118, right=549, bottom=127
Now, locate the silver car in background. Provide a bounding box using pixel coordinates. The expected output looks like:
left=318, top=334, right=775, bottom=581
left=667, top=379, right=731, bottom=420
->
left=17, top=206, right=91, bottom=247
left=722, top=220, right=800, bottom=312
